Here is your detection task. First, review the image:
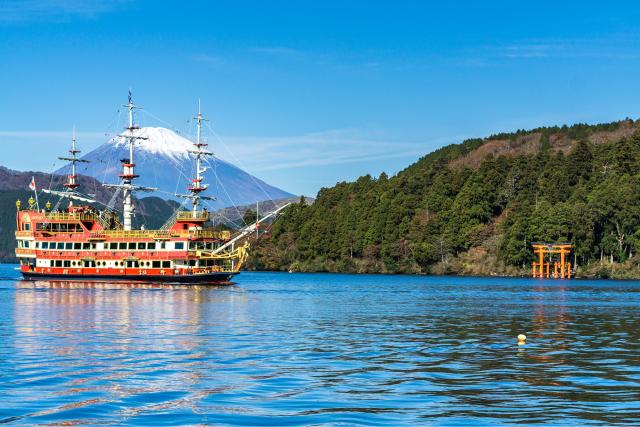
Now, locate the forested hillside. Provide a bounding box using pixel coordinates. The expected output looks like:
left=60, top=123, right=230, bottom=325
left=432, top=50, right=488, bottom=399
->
left=247, top=119, right=640, bottom=278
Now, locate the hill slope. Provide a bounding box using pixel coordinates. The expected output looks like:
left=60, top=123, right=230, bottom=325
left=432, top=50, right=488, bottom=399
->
left=248, top=119, right=640, bottom=278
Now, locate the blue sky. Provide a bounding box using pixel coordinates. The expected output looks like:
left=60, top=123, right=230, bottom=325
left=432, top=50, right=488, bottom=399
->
left=2, top=1, right=640, bottom=196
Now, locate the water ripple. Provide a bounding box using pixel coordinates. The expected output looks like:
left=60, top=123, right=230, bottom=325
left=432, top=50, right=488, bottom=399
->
left=0, top=269, right=639, bottom=425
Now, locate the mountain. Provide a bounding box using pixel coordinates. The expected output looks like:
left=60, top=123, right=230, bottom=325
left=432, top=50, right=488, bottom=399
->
left=55, top=127, right=294, bottom=209
left=210, top=196, right=313, bottom=228
left=247, top=119, right=640, bottom=279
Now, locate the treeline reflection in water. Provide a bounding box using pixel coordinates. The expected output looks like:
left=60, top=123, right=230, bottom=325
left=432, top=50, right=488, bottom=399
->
left=1, top=270, right=640, bottom=425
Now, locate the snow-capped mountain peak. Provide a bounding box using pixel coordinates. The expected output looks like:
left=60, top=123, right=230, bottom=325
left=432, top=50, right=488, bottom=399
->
left=55, top=126, right=294, bottom=208
left=110, top=127, right=194, bottom=162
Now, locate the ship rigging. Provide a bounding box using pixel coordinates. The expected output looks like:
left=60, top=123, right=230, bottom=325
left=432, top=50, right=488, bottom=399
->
left=14, top=91, right=288, bottom=283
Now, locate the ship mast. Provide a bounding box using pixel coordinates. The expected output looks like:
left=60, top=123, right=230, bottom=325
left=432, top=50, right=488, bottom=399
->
left=42, top=127, right=94, bottom=204
left=177, top=100, right=215, bottom=217
left=62, top=127, right=82, bottom=192
left=104, top=90, right=156, bottom=230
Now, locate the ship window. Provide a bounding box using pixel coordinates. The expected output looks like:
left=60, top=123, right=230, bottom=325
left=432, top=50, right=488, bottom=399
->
left=63, top=260, right=70, bottom=267
left=189, top=260, right=196, bottom=266
left=60, top=224, right=67, bottom=232
left=42, top=242, right=48, bottom=249
left=160, top=242, right=166, bottom=249
left=189, top=242, right=196, bottom=250
left=74, top=243, right=81, bottom=250
left=55, top=260, right=62, bottom=267
left=57, top=242, right=64, bottom=250
left=35, top=242, right=40, bottom=249
left=128, top=242, right=136, bottom=250
left=148, top=242, right=156, bottom=250
left=152, top=261, right=160, bottom=268
left=49, top=260, right=54, bottom=267
left=118, top=242, right=126, bottom=250
left=175, top=242, right=184, bottom=250
left=138, top=242, right=146, bottom=250
left=162, top=261, right=171, bottom=268
left=109, top=243, right=118, bottom=250
left=23, top=223, right=31, bottom=231
left=65, top=242, right=73, bottom=250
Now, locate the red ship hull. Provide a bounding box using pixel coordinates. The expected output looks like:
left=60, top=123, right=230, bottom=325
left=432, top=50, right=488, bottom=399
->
left=21, top=269, right=237, bottom=284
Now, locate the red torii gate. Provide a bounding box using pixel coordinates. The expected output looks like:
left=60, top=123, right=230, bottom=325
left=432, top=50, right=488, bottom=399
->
left=532, top=243, right=572, bottom=279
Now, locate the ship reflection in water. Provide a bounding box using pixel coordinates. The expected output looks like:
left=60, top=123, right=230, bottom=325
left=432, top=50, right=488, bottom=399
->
left=3, top=268, right=640, bottom=425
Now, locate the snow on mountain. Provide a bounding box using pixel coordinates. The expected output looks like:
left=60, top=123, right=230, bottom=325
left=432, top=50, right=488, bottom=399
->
left=55, top=127, right=294, bottom=209
left=111, top=127, right=192, bottom=162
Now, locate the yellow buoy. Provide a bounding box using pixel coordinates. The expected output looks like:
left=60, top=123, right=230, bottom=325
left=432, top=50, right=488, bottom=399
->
left=517, top=334, right=527, bottom=345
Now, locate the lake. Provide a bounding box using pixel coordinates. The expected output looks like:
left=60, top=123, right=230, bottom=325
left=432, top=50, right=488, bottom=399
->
left=0, top=264, right=639, bottom=425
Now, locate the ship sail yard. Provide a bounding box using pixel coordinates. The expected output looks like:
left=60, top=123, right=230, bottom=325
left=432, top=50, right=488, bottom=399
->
left=14, top=92, right=288, bottom=283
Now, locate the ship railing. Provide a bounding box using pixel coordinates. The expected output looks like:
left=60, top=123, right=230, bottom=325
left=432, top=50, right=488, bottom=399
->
left=176, top=211, right=210, bottom=221
left=89, top=230, right=175, bottom=239
left=44, top=212, right=97, bottom=222
left=95, top=213, right=123, bottom=230
left=189, top=230, right=231, bottom=240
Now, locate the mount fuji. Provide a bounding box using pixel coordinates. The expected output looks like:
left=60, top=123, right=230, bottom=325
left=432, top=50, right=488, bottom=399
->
left=55, top=127, right=294, bottom=209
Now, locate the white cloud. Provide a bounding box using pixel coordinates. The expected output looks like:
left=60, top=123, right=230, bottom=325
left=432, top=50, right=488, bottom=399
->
left=248, top=46, right=304, bottom=56
left=0, top=130, right=107, bottom=139
left=204, top=128, right=459, bottom=173
left=0, top=0, right=129, bottom=23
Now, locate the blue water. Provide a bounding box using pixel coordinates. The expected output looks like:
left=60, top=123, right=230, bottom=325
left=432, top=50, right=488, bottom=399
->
left=0, top=265, right=639, bottom=426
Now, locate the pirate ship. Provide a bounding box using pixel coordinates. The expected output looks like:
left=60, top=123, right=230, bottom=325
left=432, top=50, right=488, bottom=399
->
left=14, top=92, right=286, bottom=283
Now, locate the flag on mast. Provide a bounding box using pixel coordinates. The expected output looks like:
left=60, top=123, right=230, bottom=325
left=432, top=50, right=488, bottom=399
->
left=28, top=176, right=39, bottom=210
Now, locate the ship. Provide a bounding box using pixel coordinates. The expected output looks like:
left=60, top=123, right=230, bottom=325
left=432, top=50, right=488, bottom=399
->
left=14, top=92, right=288, bottom=284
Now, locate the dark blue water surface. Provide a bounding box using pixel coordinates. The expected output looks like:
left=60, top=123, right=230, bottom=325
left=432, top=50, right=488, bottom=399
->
left=1, top=264, right=639, bottom=426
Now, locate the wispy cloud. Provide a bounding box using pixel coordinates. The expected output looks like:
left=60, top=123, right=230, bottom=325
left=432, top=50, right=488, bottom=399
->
left=248, top=46, right=304, bottom=57
left=498, top=43, right=559, bottom=59
left=486, top=35, right=640, bottom=62
left=206, top=128, right=459, bottom=173
left=192, top=53, right=226, bottom=68
left=0, top=0, right=129, bottom=24
left=0, top=130, right=107, bottom=139
left=451, top=34, right=640, bottom=68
